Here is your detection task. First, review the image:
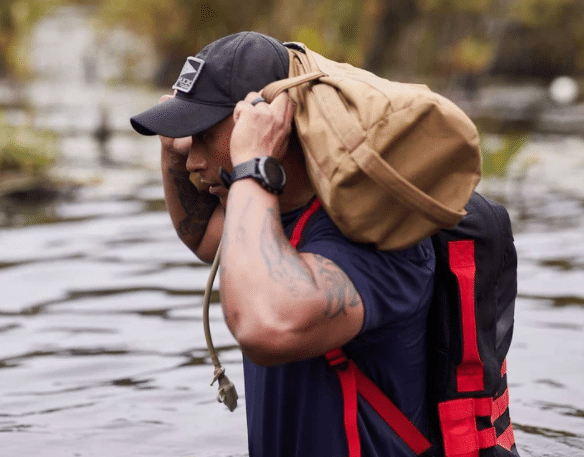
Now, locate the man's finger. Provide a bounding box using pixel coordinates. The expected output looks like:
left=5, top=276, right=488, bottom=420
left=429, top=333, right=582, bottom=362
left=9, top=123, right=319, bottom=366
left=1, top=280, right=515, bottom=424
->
left=159, top=94, right=174, bottom=104
left=160, top=135, right=192, bottom=156
left=270, top=92, right=295, bottom=124
left=243, top=92, right=261, bottom=104
left=233, top=99, right=252, bottom=123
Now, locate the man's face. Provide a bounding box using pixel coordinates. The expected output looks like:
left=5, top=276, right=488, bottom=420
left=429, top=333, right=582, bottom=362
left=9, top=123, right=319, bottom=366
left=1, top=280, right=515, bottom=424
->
left=187, top=115, right=235, bottom=206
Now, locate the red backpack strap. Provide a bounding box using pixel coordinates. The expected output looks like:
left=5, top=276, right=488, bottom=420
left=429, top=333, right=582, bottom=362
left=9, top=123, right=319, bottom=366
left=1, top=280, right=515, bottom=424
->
left=326, top=348, right=432, bottom=456
left=289, top=198, right=431, bottom=456
left=437, top=370, right=517, bottom=457
left=494, top=359, right=517, bottom=452
left=325, top=349, right=361, bottom=457
left=438, top=240, right=518, bottom=457
left=289, top=198, right=321, bottom=248
left=448, top=240, right=484, bottom=392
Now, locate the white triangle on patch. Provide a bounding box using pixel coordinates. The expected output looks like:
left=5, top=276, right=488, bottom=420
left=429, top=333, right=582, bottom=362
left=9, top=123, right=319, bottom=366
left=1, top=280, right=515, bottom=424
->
left=173, top=57, right=205, bottom=93
left=181, top=60, right=197, bottom=75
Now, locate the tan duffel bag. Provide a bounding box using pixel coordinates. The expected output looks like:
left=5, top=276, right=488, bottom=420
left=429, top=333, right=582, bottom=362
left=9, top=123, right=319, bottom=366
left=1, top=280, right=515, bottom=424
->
left=262, top=43, right=481, bottom=250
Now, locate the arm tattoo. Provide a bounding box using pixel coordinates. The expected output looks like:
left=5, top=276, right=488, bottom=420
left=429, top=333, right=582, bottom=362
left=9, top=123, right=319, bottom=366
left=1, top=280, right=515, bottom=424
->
left=260, top=207, right=316, bottom=296
left=258, top=208, right=361, bottom=318
left=234, top=197, right=253, bottom=246
left=312, top=254, right=361, bottom=319
left=221, top=196, right=252, bottom=277
left=169, top=169, right=218, bottom=241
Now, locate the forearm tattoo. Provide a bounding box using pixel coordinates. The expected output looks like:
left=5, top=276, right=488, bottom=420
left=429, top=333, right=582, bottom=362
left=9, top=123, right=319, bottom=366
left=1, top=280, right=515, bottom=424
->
left=259, top=208, right=361, bottom=319
left=260, top=207, right=316, bottom=296
left=169, top=169, right=218, bottom=241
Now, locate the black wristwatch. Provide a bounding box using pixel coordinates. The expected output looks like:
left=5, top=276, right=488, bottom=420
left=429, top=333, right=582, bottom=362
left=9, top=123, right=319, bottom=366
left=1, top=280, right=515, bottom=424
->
left=219, top=156, right=286, bottom=195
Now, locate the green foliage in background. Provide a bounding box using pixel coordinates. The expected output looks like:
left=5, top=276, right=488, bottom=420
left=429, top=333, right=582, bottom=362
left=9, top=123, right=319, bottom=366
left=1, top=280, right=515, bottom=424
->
left=97, top=0, right=270, bottom=58
left=0, top=0, right=64, bottom=76
left=0, top=120, right=57, bottom=174
left=480, top=133, right=528, bottom=178
left=1, top=0, right=584, bottom=81
left=509, top=0, right=577, bottom=27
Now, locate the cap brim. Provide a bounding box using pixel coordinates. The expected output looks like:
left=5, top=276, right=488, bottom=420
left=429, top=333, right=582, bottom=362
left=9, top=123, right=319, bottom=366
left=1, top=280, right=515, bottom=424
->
left=130, top=97, right=234, bottom=138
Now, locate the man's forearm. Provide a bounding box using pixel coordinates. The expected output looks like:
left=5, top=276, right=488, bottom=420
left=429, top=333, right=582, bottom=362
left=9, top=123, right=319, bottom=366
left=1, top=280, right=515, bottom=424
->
left=220, top=180, right=322, bottom=359
left=161, top=153, right=219, bottom=260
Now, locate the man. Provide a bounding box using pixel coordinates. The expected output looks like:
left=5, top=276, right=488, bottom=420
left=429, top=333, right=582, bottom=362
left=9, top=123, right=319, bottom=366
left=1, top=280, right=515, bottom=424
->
left=131, top=31, right=435, bottom=457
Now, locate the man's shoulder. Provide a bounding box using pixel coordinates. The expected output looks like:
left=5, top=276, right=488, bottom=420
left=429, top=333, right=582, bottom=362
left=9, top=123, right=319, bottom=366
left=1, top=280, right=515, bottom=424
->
left=303, top=207, right=434, bottom=264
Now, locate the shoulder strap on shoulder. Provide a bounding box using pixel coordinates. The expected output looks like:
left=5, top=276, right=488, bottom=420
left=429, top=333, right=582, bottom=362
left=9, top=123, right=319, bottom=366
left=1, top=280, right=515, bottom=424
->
left=289, top=198, right=321, bottom=248
left=288, top=201, right=432, bottom=456
left=325, top=348, right=432, bottom=456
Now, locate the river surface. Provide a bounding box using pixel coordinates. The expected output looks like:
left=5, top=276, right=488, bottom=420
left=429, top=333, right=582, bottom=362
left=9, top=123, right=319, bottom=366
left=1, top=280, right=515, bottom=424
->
left=1, top=127, right=584, bottom=457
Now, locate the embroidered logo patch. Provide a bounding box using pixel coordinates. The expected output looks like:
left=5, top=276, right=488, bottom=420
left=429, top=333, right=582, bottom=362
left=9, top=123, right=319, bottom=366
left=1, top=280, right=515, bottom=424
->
left=172, top=57, right=205, bottom=93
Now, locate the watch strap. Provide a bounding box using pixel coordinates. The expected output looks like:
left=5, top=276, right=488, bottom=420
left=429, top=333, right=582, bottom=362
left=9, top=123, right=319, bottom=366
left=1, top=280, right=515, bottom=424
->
left=219, top=158, right=259, bottom=189
left=219, top=157, right=285, bottom=194
left=231, top=159, right=260, bottom=183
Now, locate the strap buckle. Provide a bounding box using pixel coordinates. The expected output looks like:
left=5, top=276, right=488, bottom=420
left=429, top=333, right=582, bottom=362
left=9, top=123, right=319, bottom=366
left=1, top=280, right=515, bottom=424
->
left=325, top=348, right=349, bottom=370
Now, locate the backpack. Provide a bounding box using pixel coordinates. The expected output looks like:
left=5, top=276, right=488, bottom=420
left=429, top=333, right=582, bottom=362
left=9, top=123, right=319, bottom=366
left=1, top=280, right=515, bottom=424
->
left=263, top=42, right=481, bottom=251
left=289, top=192, right=520, bottom=457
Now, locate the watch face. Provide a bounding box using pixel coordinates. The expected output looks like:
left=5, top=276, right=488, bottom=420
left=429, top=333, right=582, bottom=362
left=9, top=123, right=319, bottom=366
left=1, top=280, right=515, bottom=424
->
left=260, top=157, right=286, bottom=190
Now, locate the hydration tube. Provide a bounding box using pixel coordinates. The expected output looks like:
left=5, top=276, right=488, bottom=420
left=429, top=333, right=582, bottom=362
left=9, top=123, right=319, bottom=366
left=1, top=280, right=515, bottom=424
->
left=202, top=241, right=238, bottom=411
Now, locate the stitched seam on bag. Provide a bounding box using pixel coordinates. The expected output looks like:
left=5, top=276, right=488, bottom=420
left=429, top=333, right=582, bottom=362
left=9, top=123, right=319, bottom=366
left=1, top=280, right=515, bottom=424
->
left=312, top=84, right=364, bottom=153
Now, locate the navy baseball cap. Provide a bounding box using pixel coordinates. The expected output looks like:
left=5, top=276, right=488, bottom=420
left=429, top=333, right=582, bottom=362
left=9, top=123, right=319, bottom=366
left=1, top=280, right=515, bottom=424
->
left=130, top=32, right=289, bottom=138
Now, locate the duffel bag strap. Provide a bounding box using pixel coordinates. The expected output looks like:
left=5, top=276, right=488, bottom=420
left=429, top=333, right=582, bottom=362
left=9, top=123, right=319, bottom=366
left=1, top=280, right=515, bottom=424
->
left=262, top=71, right=325, bottom=102
left=351, top=143, right=465, bottom=228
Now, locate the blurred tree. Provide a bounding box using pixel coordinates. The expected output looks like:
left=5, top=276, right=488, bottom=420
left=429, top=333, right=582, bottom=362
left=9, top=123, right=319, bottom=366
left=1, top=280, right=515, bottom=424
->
left=490, top=0, right=584, bottom=79
left=91, top=0, right=385, bottom=85
left=363, top=0, right=419, bottom=74
left=95, top=0, right=278, bottom=86
left=3, top=0, right=584, bottom=85
left=264, top=0, right=382, bottom=69
left=407, top=0, right=499, bottom=77
left=0, top=0, right=63, bottom=77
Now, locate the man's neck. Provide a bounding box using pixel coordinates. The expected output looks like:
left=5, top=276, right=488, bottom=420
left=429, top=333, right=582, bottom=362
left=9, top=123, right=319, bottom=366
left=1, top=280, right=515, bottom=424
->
left=278, top=144, right=315, bottom=213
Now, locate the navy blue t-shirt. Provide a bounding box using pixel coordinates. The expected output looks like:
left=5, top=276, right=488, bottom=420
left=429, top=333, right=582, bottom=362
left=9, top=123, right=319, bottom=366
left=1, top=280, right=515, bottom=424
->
left=243, top=201, right=435, bottom=457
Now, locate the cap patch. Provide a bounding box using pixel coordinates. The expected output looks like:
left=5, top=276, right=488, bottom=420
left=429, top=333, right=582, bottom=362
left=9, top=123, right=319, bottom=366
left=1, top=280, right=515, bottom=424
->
left=173, top=57, right=205, bottom=93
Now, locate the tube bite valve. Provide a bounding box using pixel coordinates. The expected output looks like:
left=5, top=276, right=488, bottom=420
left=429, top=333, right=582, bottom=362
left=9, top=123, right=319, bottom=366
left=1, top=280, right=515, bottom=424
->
left=211, top=366, right=238, bottom=412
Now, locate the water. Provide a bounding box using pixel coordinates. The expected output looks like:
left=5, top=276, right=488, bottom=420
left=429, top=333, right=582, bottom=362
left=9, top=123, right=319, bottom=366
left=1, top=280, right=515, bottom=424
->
left=0, top=183, right=248, bottom=457
left=1, top=6, right=583, bottom=455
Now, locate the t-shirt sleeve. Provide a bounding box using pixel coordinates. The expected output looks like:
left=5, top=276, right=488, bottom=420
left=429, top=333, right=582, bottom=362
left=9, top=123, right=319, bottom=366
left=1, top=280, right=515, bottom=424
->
left=297, top=213, right=435, bottom=334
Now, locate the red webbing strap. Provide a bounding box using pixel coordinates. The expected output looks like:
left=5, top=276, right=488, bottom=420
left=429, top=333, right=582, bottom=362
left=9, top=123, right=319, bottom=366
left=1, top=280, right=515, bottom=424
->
left=325, top=349, right=361, bottom=457
left=497, top=423, right=516, bottom=451
left=325, top=349, right=431, bottom=456
left=492, top=388, right=516, bottom=450
left=438, top=397, right=501, bottom=457
left=295, top=204, right=430, bottom=456
left=448, top=240, right=484, bottom=392
left=438, top=398, right=480, bottom=457
left=437, top=398, right=494, bottom=457
left=289, top=198, right=322, bottom=248
left=473, top=397, right=492, bottom=417
left=473, top=398, right=497, bottom=450
left=496, top=358, right=516, bottom=449
left=478, top=428, right=497, bottom=449
left=354, top=366, right=432, bottom=454
left=492, top=388, right=510, bottom=423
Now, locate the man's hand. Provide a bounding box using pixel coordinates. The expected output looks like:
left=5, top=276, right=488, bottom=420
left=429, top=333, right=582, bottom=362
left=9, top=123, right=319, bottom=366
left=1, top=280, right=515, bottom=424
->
left=158, top=94, right=193, bottom=170
left=230, top=91, right=295, bottom=166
